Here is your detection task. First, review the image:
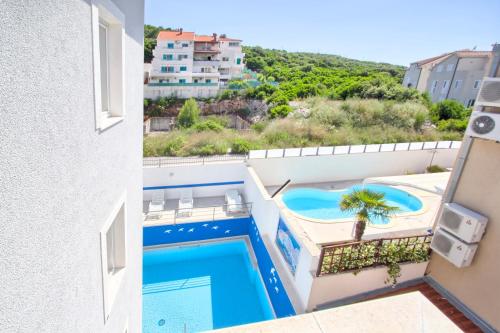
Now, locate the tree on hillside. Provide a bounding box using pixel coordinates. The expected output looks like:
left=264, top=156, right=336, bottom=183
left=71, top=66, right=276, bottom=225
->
left=177, top=98, right=200, bottom=128
left=144, top=25, right=171, bottom=63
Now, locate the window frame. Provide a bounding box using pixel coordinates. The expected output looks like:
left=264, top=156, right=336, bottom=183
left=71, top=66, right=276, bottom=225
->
left=91, top=0, right=125, bottom=132
left=473, top=80, right=481, bottom=89
left=99, top=193, right=127, bottom=322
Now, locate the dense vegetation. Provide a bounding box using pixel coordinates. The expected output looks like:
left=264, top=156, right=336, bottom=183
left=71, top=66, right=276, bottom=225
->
left=142, top=25, right=469, bottom=157
left=144, top=98, right=464, bottom=157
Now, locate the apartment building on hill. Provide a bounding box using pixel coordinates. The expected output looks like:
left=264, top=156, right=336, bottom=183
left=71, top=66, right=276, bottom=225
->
left=403, top=49, right=493, bottom=106
left=144, top=29, right=245, bottom=99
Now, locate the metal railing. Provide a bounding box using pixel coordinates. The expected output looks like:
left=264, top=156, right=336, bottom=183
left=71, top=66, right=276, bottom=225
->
left=144, top=202, right=252, bottom=224
left=316, top=234, right=432, bottom=277
left=143, top=154, right=247, bottom=167
left=248, top=141, right=462, bottom=159
left=143, top=140, right=461, bottom=167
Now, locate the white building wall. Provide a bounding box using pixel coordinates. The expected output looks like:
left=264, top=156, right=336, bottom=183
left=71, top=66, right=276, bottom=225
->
left=0, top=0, right=144, bottom=332
left=248, top=148, right=459, bottom=186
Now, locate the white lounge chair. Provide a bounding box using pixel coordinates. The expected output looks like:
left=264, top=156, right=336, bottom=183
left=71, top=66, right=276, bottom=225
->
left=177, top=188, right=193, bottom=217
left=225, top=189, right=244, bottom=213
left=148, top=190, right=165, bottom=213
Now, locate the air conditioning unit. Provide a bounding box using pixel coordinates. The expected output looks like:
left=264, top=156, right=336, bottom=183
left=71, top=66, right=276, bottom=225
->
left=476, top=77, right=500, bottom=107
left=465, top=111, right=500, bottom=141
left=436, top=203, right=488, bottom=243
left=431, top=228, right=478, bottom=268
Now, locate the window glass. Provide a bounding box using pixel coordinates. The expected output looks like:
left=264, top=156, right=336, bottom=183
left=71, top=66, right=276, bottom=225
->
left=99, top=23, right=109, bottom=113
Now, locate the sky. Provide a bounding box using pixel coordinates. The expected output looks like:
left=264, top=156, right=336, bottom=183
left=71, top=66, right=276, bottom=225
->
left=145, top=0, right=500, bottom=66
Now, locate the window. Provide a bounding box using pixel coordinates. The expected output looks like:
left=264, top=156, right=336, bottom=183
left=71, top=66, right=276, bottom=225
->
left=91, top=0, right=125, bottom=131
left=182, top=43, right=189, bottom=47
left=167, top=66, right=174, bottom=73
left=454, top=80, right=462, bottom=89
left=431, top=80, right=439, bottom=94
left=194, top=79, right=199, bottom=83
left=206, top=79, right=211, bottom=83
left=167, top=43, right=174, bottom=49
left=236, top=58, right=241, bottom=65
left=222, top=57, right=229, bottom=61
left=163, top=54, right=173, bottom=60
left=228, top=42, right=239, bottom=47
left=179, top=79, right=186, bottom=84
left=473, top=80, right=481, bottom=89
left=161, top=66, right=167, bottom=73
left=100, top=195, right=127, bottom=322
left=436, top=65, right=443, bottom=72
left=441, top=80, right=449, bottom=94
left=446, top=64, right=454, bottom=72
left=467, top=99, right=475, bottom=107
left=178, top=54, right=188, bottom=60
left=180, top=66, right=187, bottom=72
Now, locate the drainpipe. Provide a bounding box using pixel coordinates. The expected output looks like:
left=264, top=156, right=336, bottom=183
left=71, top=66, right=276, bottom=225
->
left=445, top=57, right=460, bottom=100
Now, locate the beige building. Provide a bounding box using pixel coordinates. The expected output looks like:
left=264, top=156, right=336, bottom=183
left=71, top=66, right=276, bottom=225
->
left=403, top=49, right=493, bottom=106
left=426, top=43, right=500, bottom=332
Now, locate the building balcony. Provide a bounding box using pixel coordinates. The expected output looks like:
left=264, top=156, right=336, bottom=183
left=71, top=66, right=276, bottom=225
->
left=193, top=60, right=220, bottom=67
left=194, top=47, right=220, bottom=53
left=148, top=82, right=219, bottom=87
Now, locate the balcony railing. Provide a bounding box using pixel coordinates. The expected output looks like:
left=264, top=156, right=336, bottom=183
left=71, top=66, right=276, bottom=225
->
left=194, top=46, right=220, bottom=53
left=144, top=202, right=252, bottom=225
left=148, top=82, right=219, bottom=87
left=143, top=154, right=247, bottom=167
left=316, top=234, right=432, bottom=277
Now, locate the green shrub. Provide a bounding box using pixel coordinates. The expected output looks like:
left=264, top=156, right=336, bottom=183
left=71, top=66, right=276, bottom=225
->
left=427, top=165, right=447, bottom=173
left=431, top=100, right=467, bottom=122
left=193, top=120, right=224, bottom=132
left=177, top=98, right=200, bottom=128
left=251, top=121, right=268, bottom=133
left=190, top=143, right=228, bottom=156
left=437, top=118, right=468, bottom=132
left=231, top=138, right=252, bottom=154
left=269, top=105, right=292, bottom=118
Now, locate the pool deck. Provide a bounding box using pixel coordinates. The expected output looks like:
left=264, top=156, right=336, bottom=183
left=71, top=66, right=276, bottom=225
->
left=272, top=173, right=449, bottom=256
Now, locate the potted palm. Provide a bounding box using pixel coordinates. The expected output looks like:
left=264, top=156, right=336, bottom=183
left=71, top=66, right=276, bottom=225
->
left=340, top=189, right=399, bottom=241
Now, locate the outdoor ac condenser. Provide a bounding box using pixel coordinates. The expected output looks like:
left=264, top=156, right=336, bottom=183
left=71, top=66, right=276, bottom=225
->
left=465, top=111, right=500, bottom=142
left=476, top=77, right=500, bottom=107
left=437, top=203, right=488, bottom=243
left=431, top=228, right=478, bottom=268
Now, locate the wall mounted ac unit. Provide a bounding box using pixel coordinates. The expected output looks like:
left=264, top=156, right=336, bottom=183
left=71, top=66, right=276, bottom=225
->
left=436, top=203, right=488, bottom=243
left=476, top=77, right=500, bottom=107
left=431, top=228, right=478, bottom=268
left=465, top=111, right=500, bottom=141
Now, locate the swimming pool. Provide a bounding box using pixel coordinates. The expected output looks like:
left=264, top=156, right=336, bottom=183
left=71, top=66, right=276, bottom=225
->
left=282, top=184, right=423, bottom=223
left=143, top=239, right=274, bottom=333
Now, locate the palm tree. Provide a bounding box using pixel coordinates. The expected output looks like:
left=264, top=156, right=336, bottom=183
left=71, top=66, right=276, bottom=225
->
left=340, top=189, right=399, bottom=241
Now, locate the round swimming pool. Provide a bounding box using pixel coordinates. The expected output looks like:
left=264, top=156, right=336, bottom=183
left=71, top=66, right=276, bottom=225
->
left=282, top=184, right=423, bottom=224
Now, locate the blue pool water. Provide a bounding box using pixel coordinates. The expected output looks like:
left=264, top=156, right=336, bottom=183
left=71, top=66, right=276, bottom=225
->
left=143, top=239, right=274, bottom=333
left=282, top=184, right=422, bottom=223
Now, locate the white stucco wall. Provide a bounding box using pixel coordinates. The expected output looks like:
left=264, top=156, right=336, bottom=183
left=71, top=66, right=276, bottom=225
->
left=248, top=147, right=459, bottom=186
left=308, top=262, right=428, bottom=310
left=0, top=0, right=144, bottom=332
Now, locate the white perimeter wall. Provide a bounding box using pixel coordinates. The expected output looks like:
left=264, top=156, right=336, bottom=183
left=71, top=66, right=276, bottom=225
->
left=308, top=262, right=428, bottom=311
left=248, top=148, right=459, bottom=186
left=0, top=1, right=144, bottom=332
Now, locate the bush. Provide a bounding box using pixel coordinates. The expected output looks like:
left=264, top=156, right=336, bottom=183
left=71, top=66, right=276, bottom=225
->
left=231, top=138, right=252, bottom=154
left=251, top=121, right=268, bottom=133
left=431, top=100, right=467, bottom=122
left=177, top=98, right=200, bottom=128
left=269, top=105, right=292, bottom=118
left=437, top=118, right=468, bottom=132
left=193, top=120, right=224, bottom=132
left=427, top=165, right=447, bottom=173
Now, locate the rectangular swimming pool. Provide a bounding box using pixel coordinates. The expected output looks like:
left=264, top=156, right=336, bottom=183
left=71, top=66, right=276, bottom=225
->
left=143, top=238, right=275, bottom=332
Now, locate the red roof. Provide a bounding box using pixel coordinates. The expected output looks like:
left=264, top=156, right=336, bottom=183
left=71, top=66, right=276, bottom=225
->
left=194, top=35, right=217, bottom=42
left=157, top=30, right=194, bottom=41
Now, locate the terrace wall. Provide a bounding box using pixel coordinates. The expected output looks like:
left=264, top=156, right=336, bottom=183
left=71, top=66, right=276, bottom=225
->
left=247, top=143, right=460, bottom=186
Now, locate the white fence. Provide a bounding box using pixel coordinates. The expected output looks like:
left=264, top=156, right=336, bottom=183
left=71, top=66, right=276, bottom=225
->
left=248, top=141, right=462, bottom=159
